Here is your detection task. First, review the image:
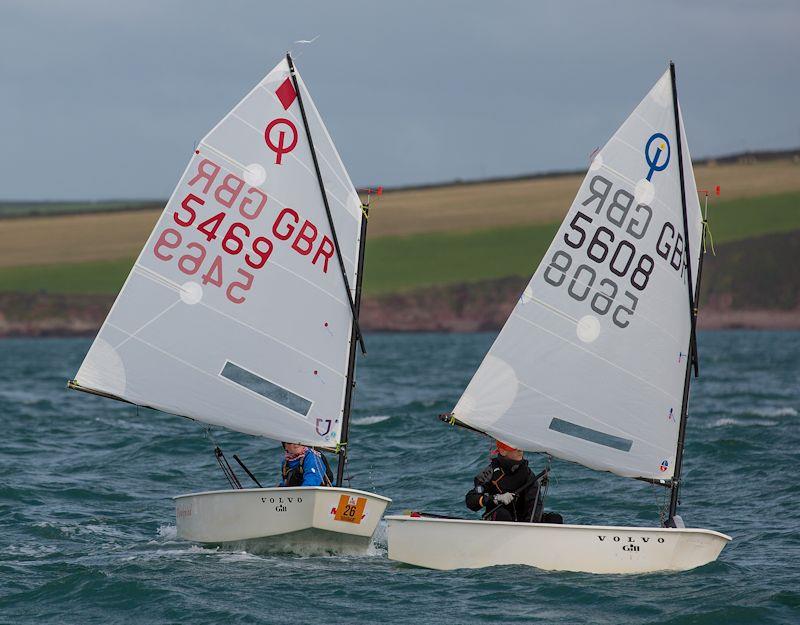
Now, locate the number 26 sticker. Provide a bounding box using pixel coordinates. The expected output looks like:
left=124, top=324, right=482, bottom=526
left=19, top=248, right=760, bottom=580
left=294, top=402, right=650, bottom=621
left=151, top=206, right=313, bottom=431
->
left=333, top=495, right=367, bottom=524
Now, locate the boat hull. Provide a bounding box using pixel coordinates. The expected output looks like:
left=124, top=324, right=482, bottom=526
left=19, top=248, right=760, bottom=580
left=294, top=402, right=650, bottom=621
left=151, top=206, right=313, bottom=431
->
left=386, top=515, right=731, bottom=573
left=174, top=487, right=390, bottom=548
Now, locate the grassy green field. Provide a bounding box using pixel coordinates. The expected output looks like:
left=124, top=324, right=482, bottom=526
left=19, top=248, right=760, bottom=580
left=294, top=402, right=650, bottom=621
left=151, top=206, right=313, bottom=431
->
left=0, top=191, right=797, bottom=296
left=0, top=200, right=159, bottom=219
left=0, top=259, right=134, bottom=294
left=363, top=191, right=800, bottom=294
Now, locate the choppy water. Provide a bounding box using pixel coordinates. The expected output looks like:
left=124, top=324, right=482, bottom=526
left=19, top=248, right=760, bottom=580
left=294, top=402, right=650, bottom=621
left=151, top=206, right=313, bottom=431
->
left=1, top=332, right=798, bottom=624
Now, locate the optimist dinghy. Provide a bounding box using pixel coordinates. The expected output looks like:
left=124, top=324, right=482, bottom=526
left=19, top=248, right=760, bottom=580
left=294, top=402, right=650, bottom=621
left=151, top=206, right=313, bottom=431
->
left=386, top=63, right=731, bottom=573
left=69, top=54, right=390, bottom=552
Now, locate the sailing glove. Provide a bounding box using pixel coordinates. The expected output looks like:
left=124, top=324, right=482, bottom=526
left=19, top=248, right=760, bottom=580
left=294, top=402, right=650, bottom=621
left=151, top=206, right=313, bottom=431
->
left=493, top=492, right=515, bottom=505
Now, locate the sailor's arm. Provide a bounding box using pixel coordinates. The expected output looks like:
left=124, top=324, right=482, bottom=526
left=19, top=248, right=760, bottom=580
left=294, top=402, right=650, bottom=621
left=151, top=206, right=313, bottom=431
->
left=465, top=483, right=487, bottom=511
left=465, top=465, right=493, bottom=511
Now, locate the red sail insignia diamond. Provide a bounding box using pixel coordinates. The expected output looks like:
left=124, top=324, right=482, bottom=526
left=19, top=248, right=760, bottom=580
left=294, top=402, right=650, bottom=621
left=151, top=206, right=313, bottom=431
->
left=275, top=77, right=297, bottom=110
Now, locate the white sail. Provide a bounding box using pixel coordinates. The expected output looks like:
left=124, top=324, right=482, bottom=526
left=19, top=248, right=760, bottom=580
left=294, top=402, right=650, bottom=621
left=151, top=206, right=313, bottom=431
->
left=73, top=58, right=363, bottom=448
left=453, top=69, right=703, bottom=480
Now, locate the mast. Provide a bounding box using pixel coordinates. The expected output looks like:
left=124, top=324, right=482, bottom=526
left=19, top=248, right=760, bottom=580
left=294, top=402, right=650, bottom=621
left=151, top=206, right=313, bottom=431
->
left=286, top=52, right=366, bottom=356
left=336, top=200, right=370, bottom=486
left=285, top=52, right=369, bottom=485
left=667, top=61, right=700, bottom=523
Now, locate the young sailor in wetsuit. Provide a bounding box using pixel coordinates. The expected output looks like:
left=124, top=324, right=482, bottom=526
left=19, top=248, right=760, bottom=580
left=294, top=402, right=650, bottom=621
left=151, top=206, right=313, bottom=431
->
left=465, top=439, right=562, bottom=523
left=279, top=442, right=333, bottom=487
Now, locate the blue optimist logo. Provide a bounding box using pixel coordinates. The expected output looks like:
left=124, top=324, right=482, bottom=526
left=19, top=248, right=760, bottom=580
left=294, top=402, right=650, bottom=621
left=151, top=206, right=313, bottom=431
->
left=645, top=133, right=670, bottom=181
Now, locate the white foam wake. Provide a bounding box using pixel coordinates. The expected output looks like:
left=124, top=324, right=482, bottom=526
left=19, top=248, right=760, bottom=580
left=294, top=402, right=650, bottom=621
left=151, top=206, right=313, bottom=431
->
left=352, top=415, right=391, bottom=426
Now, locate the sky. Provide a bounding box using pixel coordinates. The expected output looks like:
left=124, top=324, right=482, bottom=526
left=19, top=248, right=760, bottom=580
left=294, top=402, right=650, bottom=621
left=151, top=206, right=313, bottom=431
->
left=1, top=0, right=798, bottom=200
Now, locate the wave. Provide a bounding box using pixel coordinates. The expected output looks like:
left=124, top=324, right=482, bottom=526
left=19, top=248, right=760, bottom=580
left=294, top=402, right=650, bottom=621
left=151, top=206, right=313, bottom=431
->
left=712, top=418, right=778, bottom=428
left=156, top=524, right=177, bottom=540
left=751, top=406, right=798, bottom=417
left=352, top=415, right=391, bottom=426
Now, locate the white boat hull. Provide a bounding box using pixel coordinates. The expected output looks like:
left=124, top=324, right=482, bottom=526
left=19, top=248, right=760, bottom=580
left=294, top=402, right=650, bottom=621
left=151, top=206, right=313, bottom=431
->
left=386, top=514, right=731, bottom=573
left=174, top=487, right=390, bottom=551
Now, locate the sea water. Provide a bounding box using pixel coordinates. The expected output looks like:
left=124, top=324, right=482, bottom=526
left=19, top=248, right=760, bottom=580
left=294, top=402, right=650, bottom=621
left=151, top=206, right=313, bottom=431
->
left=0, top=332, right=798, bottom=624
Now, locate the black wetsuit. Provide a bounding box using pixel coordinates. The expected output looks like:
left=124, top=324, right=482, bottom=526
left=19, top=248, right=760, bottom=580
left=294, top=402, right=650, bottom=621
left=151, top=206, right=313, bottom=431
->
left=465, top=455, right=543, bottom=522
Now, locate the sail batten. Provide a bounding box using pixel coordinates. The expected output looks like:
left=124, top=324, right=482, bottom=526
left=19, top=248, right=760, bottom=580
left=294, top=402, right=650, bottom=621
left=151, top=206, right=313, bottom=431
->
left=453, top=68, right=702, bottom=481
left=73, top=58, right=362, bottom=447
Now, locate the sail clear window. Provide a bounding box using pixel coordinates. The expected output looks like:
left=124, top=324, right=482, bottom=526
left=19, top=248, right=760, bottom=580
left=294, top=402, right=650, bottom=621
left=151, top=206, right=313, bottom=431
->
left=548, top=417, right=633, bottom=452
left=220, top=361, right=312, bottom=416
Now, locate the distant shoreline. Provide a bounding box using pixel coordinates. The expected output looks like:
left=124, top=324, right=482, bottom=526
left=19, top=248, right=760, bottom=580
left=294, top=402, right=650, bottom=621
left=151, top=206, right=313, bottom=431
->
left=1, top=289, right=797, bottom=339
left=1, top=146, right=797, bottom=220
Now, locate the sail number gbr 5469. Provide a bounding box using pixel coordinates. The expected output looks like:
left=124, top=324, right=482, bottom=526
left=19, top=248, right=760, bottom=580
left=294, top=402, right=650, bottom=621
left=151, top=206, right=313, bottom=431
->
left=150, top=156, right=336, bottom=305
left=541, top=174, right=687, bottom=329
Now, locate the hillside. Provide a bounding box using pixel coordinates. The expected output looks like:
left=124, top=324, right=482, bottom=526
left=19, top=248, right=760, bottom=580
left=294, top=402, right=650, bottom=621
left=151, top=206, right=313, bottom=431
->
left=0, top=151, right=798, bottom=335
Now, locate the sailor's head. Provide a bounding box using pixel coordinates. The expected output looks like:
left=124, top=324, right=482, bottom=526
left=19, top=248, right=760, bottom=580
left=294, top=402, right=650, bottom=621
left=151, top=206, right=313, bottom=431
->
left=282, top=442, right=306, bottom=455
left=495, top=439, right=523, bottom=461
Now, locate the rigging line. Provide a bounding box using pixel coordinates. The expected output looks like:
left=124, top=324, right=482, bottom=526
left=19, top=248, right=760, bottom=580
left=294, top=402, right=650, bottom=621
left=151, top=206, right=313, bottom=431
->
left=702, top=194, right=716, bottom=256
left=233, top=454, right=263, bottom=488
left=286, top=52, right=366, bottom=355
left=205, top=427, right=242, bottom=490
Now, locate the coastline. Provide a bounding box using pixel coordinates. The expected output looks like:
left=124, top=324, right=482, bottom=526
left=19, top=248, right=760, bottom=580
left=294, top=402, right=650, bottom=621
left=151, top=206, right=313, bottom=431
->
left=1, top=286, right=797, bottom=338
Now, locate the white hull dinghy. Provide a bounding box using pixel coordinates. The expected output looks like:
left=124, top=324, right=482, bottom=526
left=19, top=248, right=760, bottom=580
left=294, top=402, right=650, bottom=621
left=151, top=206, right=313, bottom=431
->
left=176, top=487, right=390, bottom=552
left=387, top=517, right=730, bottom=573
left=69, top=53, right=390, bottom=552
left=387, top=63, right=730, bottom=573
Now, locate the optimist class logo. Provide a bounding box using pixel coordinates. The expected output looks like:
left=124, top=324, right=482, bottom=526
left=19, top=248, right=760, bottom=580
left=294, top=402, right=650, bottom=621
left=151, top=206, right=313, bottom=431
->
left=264, top=118, right=298, bottom=165
left=660, top=460, right=669, bottom=472
left=644, top=133, right=670, bottom=181
left=264, top=77, right=299, bottom=165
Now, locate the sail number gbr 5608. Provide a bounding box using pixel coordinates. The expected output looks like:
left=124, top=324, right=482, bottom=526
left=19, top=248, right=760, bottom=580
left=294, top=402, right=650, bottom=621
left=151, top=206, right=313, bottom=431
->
left=150, top=156, right=336, bottom=305
left=541, top=174, right=686, bottom=329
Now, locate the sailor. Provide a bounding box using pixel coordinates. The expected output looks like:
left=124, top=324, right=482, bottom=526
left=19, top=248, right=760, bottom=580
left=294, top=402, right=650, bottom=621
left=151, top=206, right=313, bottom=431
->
left=279, top=442, right=333, bottom=487
left=465, top=440, right=560, bottom=523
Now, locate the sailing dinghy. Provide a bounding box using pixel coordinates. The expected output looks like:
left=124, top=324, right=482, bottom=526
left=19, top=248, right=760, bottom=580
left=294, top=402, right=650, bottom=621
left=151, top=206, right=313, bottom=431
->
left=386, top=63, right=731, bottom=573
left=69, top=54, right=390, bottom=551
